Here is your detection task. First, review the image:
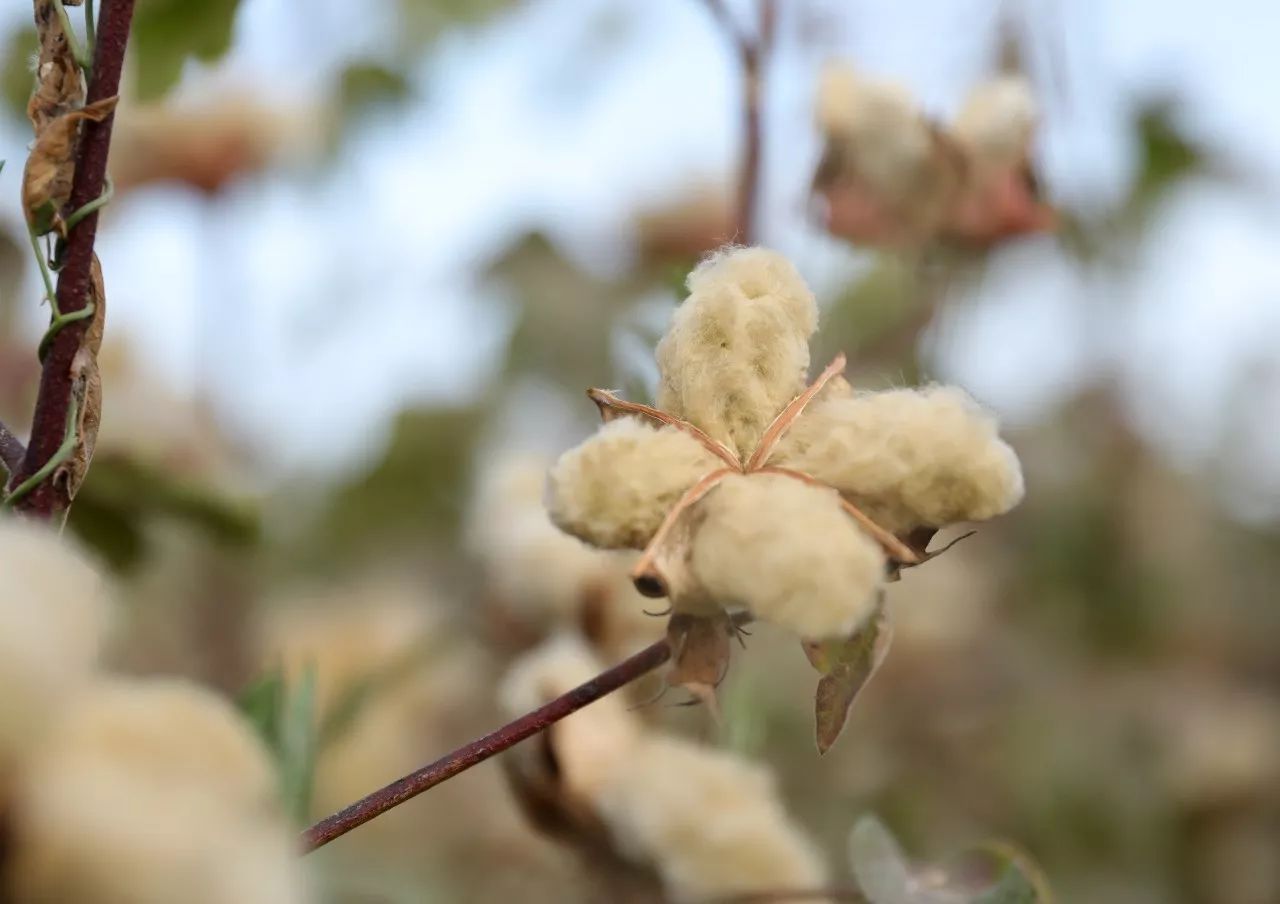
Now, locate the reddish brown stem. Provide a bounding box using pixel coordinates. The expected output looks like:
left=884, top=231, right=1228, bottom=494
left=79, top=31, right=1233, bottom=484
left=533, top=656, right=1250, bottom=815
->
left=13, top=0, right=134, bottom=519
left=701, top=0, right=775, bottom=244
left=301, top=637, right=674, bottom=852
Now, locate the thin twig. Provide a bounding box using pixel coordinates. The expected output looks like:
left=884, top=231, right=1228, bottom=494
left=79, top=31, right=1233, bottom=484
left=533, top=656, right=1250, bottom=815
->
left=12, top=0, right=134, bottom=519
left=0, top=420, right=26, bottom=477
left=700, top=0, right=775, bottom=243
left=301, top=637, right=674, bottom=852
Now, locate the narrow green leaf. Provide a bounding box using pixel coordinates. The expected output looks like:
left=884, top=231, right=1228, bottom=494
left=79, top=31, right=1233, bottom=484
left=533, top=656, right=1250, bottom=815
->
left=279, top=663, right=319, bottom=826
left=236, top=667, right=284, bottom=752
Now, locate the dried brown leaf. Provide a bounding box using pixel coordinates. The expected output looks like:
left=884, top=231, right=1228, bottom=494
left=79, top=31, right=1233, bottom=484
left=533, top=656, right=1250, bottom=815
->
left=54, top=253, right=104, bottom=502
left=665, top=610, right=734, bottom=716
left=803, top=599, right=892, bottom=754
left=22, top=96, right=117, bottom=236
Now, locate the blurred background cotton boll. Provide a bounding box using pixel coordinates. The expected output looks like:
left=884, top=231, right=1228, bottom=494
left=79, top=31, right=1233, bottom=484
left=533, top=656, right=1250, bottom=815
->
left=1, top=0, right=1279, bottom=902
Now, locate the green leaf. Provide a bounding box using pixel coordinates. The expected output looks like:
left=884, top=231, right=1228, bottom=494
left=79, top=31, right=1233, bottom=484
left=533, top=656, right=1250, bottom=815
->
left=237, top=667, right=285, bottom=751
left=131, top=0, right=242, bottom=101
left=802, top=598, right=892, bottom=754
left=1, top=27, right=36, bottom=120
left=279, top=664, right=319, bottom=825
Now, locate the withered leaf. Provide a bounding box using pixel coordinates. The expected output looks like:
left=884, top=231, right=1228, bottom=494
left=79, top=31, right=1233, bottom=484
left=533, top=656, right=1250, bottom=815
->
left=54, top=253, right=104, bottom=502
left=29, top=0, right=86, bottom=132
left=665, top=610, right=734, bottom=717
left=22, top=96, right=117, bottom=236
left=803, top=597, right=891, bottom=754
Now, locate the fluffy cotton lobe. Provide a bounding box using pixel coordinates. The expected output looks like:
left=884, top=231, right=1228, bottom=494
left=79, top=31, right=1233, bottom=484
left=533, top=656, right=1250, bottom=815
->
left=770, top=385, right=1024, bottom=535
left=655, top=248, right=818, bottom=458
left=548, top=418, right=724, bottom=549
left=690, top=473, right=885, bottom=638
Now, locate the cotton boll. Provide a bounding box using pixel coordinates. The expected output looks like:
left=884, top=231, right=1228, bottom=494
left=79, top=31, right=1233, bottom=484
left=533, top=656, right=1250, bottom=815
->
left=952, top=75, right=1037, bottom=171
left=595, top=735, right=827, bottom=902
left=0, top=519, right=112, bottom=771
left=7, top=679, right=307, bottom=904
left=690, top=473, right=885, bottom=639
left=468, top=454, right=665, bottom=657
left=815, top=65, right=935, bottom=202
left=500, top=635, right=641, bottom=797
left=655, top=247, right=817, bottom=458
left=548, top=418, right=724, bottom=550
left=770, top=386, right=1024, bottom=535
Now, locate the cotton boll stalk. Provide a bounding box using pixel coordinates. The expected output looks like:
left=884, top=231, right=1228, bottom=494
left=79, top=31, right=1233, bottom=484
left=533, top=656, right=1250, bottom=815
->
left=7, top=679, right=307, bottom=904
left=655, top=247, right=818, bottom=458
left=689, top=473, right=885, bottom=639
left=770, top=386, right=1024, bottom=535
left=548, top=418, right=725, bottom=550
left=0, top=519, right=112, bottom=771
left=594, top=735, right=828, bottom=903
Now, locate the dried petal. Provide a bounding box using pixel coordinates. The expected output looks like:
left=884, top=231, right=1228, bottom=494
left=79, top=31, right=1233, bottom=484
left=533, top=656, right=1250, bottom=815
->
left=689, top=473, right=885, bottom=639
left=769, top=385, right=1024, bottom=535
left=664, top=611, right=734, bottom=714
left=655, top=247, right=817, bottom=458
left=548, top=417, right=724, bottom=550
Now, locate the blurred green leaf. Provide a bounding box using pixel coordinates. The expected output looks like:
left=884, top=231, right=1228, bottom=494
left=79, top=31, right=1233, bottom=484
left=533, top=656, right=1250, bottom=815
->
left=238, top=666, right=285, bottom=751
left=1132, top=106, right=1202, bottom=207
left=280, top=664, right=319, bottom=825
left=338, top=61, right=411, bottom=115
left=131, top=0, right=242, bottom=101
left=1, top=27, right=35, bottom=121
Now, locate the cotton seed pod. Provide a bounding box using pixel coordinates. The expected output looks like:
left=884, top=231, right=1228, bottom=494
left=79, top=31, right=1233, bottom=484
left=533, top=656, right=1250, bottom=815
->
left=951, top=75, right=1038, bottom=172
left=7, top=679, right=307, bottom=904
left=688, top=473, right=885, bottom=639
left=548, top=418, right=724, bottom=550
left=499, top=635, right=641, bottom=798
left=770, top=386, right=1024, bottom=535
left=594, top=735, right=828, bottom=903
left=655, top=247, right=817, bottom=458
left=0, top=519, right=112, bottom=770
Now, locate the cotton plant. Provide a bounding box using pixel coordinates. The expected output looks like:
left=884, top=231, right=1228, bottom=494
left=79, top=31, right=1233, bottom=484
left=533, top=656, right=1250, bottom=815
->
left=546, top=246, right=1023, bottom=750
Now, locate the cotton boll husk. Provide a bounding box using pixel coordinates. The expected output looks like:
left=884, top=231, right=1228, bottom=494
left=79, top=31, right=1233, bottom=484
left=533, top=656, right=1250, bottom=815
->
left=500, top=635, right=642, bottom=797
left=7, top=678, right=307, bottom=904
left=0, top=519, right=113, bottom=772
left=468, top=454, right=665, bottom=657
left=654, top=247, right=817, bottom=457
left=548, top=418, right=724, bottom=549
left=770, top=386, right=1024, bottom=535
left=952, top=75, right=1037, bottom=171
left=690, top=473, right=885, bottom=639
left=594, top=735, right=828, bottom=902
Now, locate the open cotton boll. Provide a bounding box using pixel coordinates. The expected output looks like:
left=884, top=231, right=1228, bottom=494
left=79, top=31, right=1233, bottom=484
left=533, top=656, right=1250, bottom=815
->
left=815, top=65, right=934, bottom=201
left=468, top=454, right=612, bottom=620
left=468, top=454, right=664, bottom=657
left=500, top=635, right=641, bottom=797
left=7, top=679, right=307, bottom=904
left=655, top=247, right=817, bottom=457
left=690, top=473, right=885, bottom=639
left=952, top=75, right=1037, bottom=170
left=548, top=418, right=724, bottom=549
left=0, top=519, right=112, bottom=770
left=770, top=386, right=1024, bottom=535
left=595, top=735, right=827, bottom=903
